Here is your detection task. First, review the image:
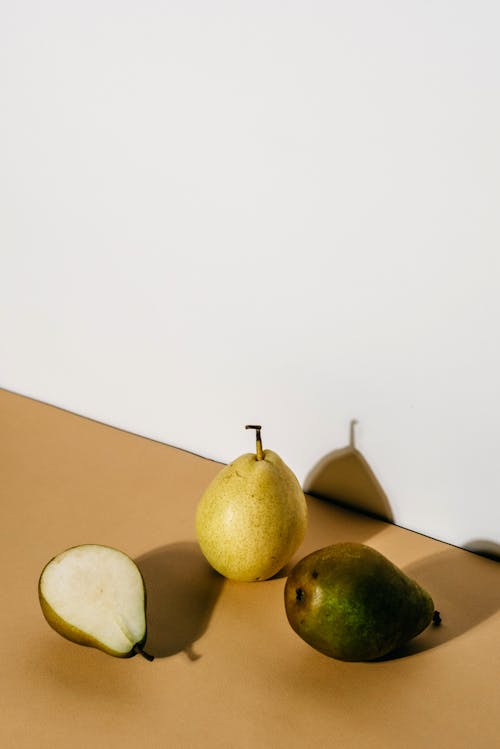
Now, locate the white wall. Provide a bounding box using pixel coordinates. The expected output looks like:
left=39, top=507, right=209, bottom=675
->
left=2, top=1, right=499, bottom=552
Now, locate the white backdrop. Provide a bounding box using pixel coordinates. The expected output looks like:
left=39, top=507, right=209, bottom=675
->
left=2, top=1, right=499, bottom=552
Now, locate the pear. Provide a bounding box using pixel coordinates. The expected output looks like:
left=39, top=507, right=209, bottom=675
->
left=195, top=425, right=308, bottom=581
left=38, top=544, right=154, bottom=660
left=284, top=542, right=439, bottom=661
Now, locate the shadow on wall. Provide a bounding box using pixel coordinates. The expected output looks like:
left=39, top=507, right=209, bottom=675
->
left=303, top=420, right=393, bottom=523
left=135, top=541, right=224, bottom=660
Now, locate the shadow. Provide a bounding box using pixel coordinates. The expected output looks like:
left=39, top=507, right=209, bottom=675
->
left=463, top=539, right=500, bottom=562
left=379, top=547, right=500, bottom=660
left=135, top=541, right=224, bottom=660
left=276, top=495, right=390, bottom=579
left=303, top=421, right=393, bottom=523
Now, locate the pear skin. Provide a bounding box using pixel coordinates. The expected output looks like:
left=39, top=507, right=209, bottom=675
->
left=196, top=427, right=307, bottom=582
left=285, top=542, right=436, bottom=661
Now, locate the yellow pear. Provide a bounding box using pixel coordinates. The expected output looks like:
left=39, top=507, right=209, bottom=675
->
left=195, top=426, right=308, bottom=581
left=38, top=544, right=154, bottom=660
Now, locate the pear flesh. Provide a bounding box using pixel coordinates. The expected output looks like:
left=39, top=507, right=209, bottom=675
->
left=285, top=542, right=436, bottom=661
left=39, top=544, right=152, bottom=659
left=196, top=447, right=308, bottom=582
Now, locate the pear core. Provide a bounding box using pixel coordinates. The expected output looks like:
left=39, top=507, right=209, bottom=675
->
left=195, top=449, right=308, bottom=581
left=39, top=544, right=148, bottom=658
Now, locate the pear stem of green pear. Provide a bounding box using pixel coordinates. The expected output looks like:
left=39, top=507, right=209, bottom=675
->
left=245, top=424, right=263, bottom=460
left=134, top=644, right=155, bottom=661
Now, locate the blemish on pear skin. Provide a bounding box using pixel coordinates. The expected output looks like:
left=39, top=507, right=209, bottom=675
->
left=296, top=588, right=305, bottom=603
left=312, top=570, right=318, bottom=579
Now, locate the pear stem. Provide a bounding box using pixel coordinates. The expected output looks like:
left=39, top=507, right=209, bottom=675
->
left=134, top=644, right=155, bottom=661
left=245, top=424, right=263, bottom=460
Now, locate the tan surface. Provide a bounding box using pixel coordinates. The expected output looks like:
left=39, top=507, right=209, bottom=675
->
left=1, top=387, right=499, bottom=748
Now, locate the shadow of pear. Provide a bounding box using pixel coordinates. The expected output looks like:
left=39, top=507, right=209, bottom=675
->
left=463, top=539, right=500, bottom=562
left=303, top=421, right=393, bottom=523
left=135, top=541, right=224, bottom=660
left=380, top=547, right=500, bottom=660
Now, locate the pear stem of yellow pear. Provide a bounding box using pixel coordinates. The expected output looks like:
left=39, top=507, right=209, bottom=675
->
left=245, top=424, right=263, bottom=460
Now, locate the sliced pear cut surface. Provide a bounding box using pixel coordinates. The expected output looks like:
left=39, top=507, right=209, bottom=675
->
left=39, top=544, right=150, bottom=659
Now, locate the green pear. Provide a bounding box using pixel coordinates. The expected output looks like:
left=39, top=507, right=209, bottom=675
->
left=38, top=544, right=154, bottom=660
left=284, top=542, right=439, bottom=660
left=195, top=426, right=308, bottom=581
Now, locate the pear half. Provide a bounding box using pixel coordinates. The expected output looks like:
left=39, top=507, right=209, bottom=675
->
left=39, top=544, right=153, bottom=660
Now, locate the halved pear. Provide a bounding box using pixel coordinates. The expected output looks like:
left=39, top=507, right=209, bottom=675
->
left=38, top=544, right=153, bottom=660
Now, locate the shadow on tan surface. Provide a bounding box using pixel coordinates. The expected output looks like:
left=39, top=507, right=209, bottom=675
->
left=135, top=541, right=224, bottom=660
left=380, top=547, right=500, bottom=660
left=303, top=421, right=393, bottom=523
left=277, top=495, right=389, bottom=579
